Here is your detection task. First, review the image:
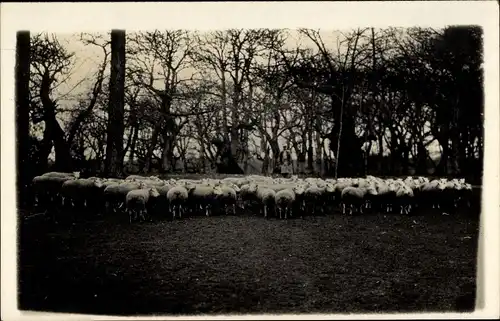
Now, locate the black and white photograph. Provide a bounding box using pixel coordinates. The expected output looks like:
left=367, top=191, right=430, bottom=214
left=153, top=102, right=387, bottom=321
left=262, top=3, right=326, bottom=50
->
left=1, top=2, right=499, bottom=320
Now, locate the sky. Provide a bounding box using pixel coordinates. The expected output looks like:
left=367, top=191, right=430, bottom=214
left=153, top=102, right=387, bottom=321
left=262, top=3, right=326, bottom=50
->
left=36, top=29, right=443, bottom=161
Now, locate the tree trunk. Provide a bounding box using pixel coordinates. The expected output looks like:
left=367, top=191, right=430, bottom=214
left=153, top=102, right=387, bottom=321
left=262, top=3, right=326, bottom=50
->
left=260, top=130, right=269, bottom=174
left=16, top=31, right=31, bottom=207
left=269, top=139, right=280, bottom=174
left=307, top=118, right=314, bottom=172
left=105, top=29, right=126, bottom=178
left=315, top=112, right=322, bottom=172
left=161, top=133, right=175, bottom=173
left=128, top=125, right=138, bottom=172
left=436, top=137, right=450, bottom=176
left=144, top=122, right=161, bottom=173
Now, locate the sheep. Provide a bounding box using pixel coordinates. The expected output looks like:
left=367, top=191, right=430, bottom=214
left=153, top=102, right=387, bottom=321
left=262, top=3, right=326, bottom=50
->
left=217, top=185, right=238, bottom=215
left=256, top=186, right=276, bottom=218
left=138, top=179, right=166, bottom=188
left=125, top=187, right=161, bottom=223
left=152, top=184, right=175, bottom=218
left=125, top=175, right=149, bottom=181
left=341, top=186, right=378, bottom=215
left=42, top=171, right=80, bottom=179
left=238, top=184, right=259, bottom=210
left=418, top=180, right=447, bottom=211
left=32, top=175, right=74, bottom=211
left=60, top=178, right=104, bottom=212
left=362, top=184, right=379, bottom=213
left=274, top=188, right=295, bottom=219
left=186, top=184, right=224, bottom=216
left=322, top=183, right=336, bottom=209
left=395, top=185, right=414, bottom=215
left=103, top=182, right=142, bottom=215
left=373, top=182, right=397, bottom=213
left=166, top=185, right=189, bottom=219
left=459, top=183, right=474, bottom=208
left=303, top=185, right=323, bottom=216
left=333, top=181, right=351, bottom=210
left=291, top=185, right=306, bottom=218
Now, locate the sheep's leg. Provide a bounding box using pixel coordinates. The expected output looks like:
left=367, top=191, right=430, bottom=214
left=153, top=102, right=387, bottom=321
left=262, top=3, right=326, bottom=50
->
left=140, top=209, right=146, bottom=222
left=232, top=204, right=236, bottom=215
left=205, top=205, right=210, bottom=217
left=264, top=206, right=267, bottom=218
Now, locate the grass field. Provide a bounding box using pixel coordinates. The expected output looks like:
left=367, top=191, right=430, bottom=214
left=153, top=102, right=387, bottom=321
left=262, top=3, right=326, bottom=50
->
left=18, top=208, right=479, bottom=316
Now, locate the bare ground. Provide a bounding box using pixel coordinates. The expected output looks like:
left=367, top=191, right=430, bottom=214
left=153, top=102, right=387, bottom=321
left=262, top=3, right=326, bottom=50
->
left=18, top=208, right=479, bottom=316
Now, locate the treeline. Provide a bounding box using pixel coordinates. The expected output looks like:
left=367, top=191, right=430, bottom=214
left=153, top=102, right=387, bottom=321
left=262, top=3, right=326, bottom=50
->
left=16, top=27, right=484, bottom=201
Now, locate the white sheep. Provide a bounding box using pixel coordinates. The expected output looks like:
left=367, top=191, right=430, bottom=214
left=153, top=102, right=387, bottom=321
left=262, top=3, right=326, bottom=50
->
left=42, top=171, right=80, bottom=179
left=274, top=189, right=295, bottom=219
left=395, top=185, right=414, bottom=215
left=217, top=185, right=238, bottom=215
left=186, top=184, right=224, bottom=216
left=291, top=185, right=306, bottom=218
left=32, top=175, right=74, bottom=211
left=238, top=183, right=259, bottom=210
left=341, top=186, right=378, bottom=215
left=166, top=185, right=189, bottom=219
left=303, top=185, right=324, bottom=216
left=256, top=186, right=276, bottom=218
left=103, top=182, right=142, bottom=214
left=125, top=187, right=160, bottom=223
left=60, top=178, right=104, bottom=211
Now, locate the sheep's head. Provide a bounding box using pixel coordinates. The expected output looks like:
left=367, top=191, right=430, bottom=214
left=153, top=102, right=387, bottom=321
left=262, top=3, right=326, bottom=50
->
left=139, top=181, right=147, bottom=189
left=213, top=186, right=224, bottom=196
left=248, top=183, right=258, bottom=193
left=366, top=186, right=378, bottom=196
left=149, top=188, right=160, bottom=198
left=325, top=184, right=335, bottom=193
left=293, top=186, right=305, bottom=195
left=73, top=171, right=81, bottom=179
left=400, top=186, right=413, bottom=196
left=94, top=179, right=104, bottom=188
left=437, top=182, right=447, bottom=191
left=231, top=184, right=241, bottom=193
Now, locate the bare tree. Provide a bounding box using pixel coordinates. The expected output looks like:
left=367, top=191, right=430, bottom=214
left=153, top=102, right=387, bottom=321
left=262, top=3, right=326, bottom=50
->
left=29, top=33, right=75, bottom=171
left=128, top=30, right=205, bottom=173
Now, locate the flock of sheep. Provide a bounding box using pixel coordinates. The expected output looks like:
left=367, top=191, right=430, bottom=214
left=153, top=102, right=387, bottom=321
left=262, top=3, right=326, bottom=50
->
left=30, top=172, right=475, bottom=223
